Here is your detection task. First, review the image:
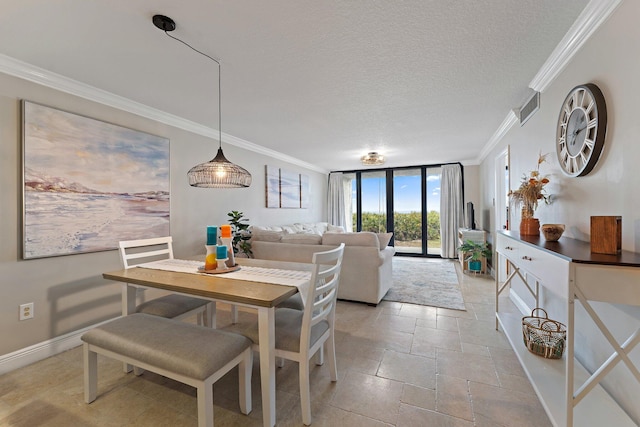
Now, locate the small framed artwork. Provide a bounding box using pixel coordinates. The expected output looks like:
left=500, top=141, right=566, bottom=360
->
left=265, top=165, right=309, bottom=209
left=300, top=174, right=310, bottom=208
left=265, top=165, right=280, bottom=208
left=22, top=101, right=171, bottom=259
left=280, top=169, right=301, bottom=208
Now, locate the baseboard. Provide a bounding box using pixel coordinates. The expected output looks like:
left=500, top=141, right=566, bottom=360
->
left=509, top=290, right=531, bottom=316
left=0, top=318, right=117, bottom=375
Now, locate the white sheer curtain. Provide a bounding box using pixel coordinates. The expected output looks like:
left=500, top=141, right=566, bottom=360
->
left=327, top=172, right=348, bottom=229
left=440, top=164, right=464, bottom=258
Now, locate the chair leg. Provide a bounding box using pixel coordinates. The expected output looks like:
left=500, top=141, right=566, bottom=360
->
left=197, top=383, right=214, bottom=427
left=204, top=302, right=216, bottom=328
left=83, top=344, right=98, bottom=403
left=327, top=334, right=338, bottom=382
left=316, top=345, right=324, bottom=366
left=231, top=304, right=239, bottom=324
left=299, top=358, right=312, bottom=425
left=238, top=349, right=253, bottom=415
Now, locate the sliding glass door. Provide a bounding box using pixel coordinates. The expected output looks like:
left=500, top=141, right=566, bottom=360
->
left=393, top=169, right=422, bottom=254
left=343, top=164, right=454, bottom=257
left=360, top=171, right=387, bottom=233
left=425, top=167, right=442, bottom=256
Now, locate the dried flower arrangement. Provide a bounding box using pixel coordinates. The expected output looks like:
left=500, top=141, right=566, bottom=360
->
left=509, top=152, right=550, bottom=219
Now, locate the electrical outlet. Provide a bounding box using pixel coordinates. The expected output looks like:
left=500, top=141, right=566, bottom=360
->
left=19, top=303, right=34, bottom=320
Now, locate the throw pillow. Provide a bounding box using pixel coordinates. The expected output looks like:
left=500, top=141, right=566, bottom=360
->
left=376, top=232, right=393, bottom=250
left=327, top=224, right=345, bottom=233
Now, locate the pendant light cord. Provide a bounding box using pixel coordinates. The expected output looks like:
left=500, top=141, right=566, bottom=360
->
left=161, top=30, right=223, bottom=150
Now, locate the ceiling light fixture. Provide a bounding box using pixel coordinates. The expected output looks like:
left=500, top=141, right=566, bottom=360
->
left=152, top=14, right=252, bottom=188
left=361, top=152, right=385, bottom=166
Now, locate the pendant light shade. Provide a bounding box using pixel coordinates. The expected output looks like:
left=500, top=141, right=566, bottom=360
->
left=188, top=148, right=253, bottom=188
left=153, top=14, right=252, bottom=188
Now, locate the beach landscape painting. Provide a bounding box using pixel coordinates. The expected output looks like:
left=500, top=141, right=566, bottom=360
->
left=22, top=101, right=170, bottom=259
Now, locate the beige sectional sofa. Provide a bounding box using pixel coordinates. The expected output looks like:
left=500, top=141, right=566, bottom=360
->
left=250, top=223, right=395, bottom=305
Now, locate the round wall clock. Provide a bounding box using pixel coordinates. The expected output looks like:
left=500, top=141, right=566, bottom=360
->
left=555, top=83, right=607, bottom=177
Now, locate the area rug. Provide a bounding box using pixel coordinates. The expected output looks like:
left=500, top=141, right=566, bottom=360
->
left=383, top=257, right=466, bottom=310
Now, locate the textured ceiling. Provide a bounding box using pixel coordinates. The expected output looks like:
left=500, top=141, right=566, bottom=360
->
left=0, top=0, right=590, bottom=171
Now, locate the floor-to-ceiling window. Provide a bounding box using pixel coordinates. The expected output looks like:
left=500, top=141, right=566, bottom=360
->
left=393, top=168, right=422, bottom=254
left=341, top=163, right=460, bottom=258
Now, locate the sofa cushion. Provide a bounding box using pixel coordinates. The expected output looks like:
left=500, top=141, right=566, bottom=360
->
left=251, top=229, right=284, bottom=242
left=322, top=231, right=379, bottom=248
left=280, top=233, right=322, bottom=245
left=376, top=232, right=393, bottom=249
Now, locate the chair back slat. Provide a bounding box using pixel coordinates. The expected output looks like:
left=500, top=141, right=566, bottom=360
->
left=301, top=244, right=345, bottom=345
left=118, top=237, right=174, bottom=269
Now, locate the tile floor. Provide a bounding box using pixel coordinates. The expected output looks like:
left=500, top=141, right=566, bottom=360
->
left=0, top=261, right=552, bottom=426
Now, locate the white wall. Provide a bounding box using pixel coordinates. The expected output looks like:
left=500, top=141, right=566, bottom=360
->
left=0, top=72, right=327, bottom=356
left=479, top=1, right=640, bottom=422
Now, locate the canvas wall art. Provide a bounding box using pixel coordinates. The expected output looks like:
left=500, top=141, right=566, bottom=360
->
left=264, top=165, right=309, bottom=209
left=265, top=165, right=280, bottom=208
left=22, top=101, right=170, bottom=259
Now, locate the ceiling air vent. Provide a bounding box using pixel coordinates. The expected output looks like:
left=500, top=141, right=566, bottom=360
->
left=518, top=91, right=540, bottom=126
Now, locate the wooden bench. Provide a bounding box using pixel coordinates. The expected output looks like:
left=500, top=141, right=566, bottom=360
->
left=82, top=313, right=252, bottom=427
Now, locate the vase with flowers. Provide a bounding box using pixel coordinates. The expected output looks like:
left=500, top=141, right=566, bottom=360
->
left=509, top=152, right=550, bottom=236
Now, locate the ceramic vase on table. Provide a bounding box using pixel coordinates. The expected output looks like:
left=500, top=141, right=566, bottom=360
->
left=520, top=207, right=540, bottom=236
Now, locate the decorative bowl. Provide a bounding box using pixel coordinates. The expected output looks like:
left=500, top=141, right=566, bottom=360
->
left=541, top=224, right=565, bottom=241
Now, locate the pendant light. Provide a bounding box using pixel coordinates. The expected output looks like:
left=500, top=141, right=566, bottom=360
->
left=152, top=15, right=252, bottom=188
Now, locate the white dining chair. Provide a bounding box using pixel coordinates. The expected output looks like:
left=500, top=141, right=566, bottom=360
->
left=224, top=243, right=345, bottom=425
left=118, top=237, right=213, bottom=327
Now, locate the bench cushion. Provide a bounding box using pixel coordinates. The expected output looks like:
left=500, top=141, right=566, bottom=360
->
left=81, top=313, right=251, bottom=380
left=135, top=294, right=209, bottom=318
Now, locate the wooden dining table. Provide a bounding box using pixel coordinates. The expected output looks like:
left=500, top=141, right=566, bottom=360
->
left=103, top=257, right=312, bottom=427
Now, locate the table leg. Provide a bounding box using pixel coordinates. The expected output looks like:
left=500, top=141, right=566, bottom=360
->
left=258, top=306, right=276, bottom=427
left=121, top=284, right=137, bottom=373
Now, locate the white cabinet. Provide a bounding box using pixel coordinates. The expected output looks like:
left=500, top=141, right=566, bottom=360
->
left=495, top=231, right=639, bottom=427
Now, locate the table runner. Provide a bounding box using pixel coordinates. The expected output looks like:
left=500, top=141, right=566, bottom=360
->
left=137, top=259, right=311, bottom=305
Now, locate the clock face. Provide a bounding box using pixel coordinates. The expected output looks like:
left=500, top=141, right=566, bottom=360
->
left=556, top=83, right=607, bottom=177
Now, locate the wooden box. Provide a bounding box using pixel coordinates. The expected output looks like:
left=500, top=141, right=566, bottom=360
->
left=590, top=216, right=621, bottom=254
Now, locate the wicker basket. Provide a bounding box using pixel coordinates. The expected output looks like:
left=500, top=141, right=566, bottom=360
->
left=522, top=308, right=566, bottom=359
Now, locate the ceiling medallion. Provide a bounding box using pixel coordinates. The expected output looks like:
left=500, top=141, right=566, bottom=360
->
left=361, top=152, right=385, bottom=166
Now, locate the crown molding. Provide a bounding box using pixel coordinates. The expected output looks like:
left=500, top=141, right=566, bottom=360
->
left=0, top=54, right=328, bottom=174
left=477, top=110, right=519, bottom=163
left=529, top=0, right=623, bottom=92
left=479, top=0, right=622, bottom=162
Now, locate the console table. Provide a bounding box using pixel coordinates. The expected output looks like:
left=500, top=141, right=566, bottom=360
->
left=495, top=230, right=639, bottom=427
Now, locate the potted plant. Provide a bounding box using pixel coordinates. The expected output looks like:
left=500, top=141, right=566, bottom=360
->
left=458, top=240, right=491, bottom=273
left=227, top=210, right=253, bottom=258
left=508, top=152, right=551, bottom=236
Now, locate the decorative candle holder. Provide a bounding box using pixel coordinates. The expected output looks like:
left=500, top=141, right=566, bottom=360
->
left=220, top=237, right=235, bottom=267
left=206, top=226, right=218, bottom=246
left=204, top=244, right=217, bottom=271
left=217, top=258, right=229, bottom=270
